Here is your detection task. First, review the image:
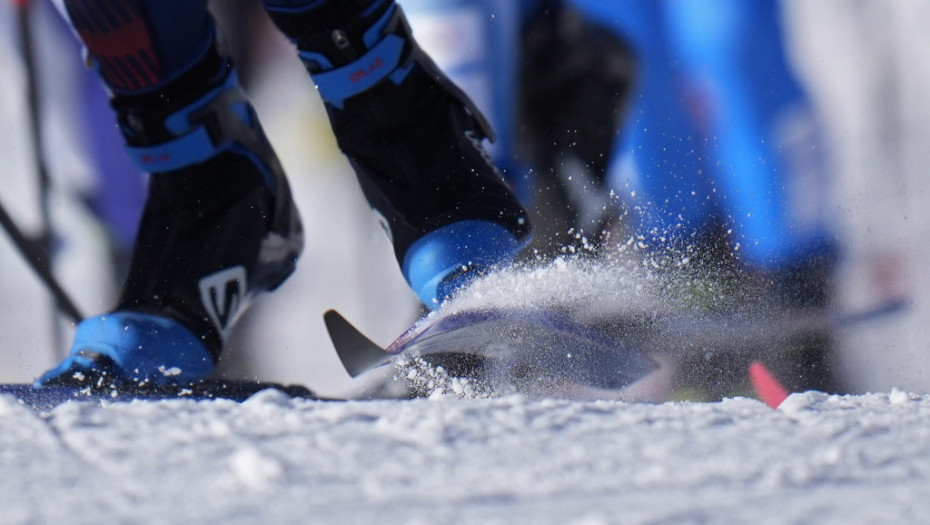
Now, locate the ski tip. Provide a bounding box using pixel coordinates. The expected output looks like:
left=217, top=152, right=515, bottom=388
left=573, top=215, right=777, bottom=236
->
left=748, top=361, right=790, bottom=409
left=323, top=310, right=393, bottom=377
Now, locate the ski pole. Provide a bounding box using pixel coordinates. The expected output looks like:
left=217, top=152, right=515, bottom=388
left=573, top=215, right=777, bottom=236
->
left=0, top=199, right=83, bottom=323
left=5, top=0, right=83, bottom=324
left=14, top=0, right=53, bottom=254
left=6, top=0, right=84, bottom=322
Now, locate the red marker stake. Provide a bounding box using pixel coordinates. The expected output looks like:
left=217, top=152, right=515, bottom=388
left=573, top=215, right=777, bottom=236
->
left=749, top=361, right=790, bottom=409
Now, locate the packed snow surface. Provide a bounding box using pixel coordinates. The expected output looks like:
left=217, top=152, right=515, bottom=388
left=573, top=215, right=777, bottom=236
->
left=3, top=389, right=930, bottom=524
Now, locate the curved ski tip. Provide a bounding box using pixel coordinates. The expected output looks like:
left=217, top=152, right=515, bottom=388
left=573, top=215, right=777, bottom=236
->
left=323, top=310, right=393, bottom=377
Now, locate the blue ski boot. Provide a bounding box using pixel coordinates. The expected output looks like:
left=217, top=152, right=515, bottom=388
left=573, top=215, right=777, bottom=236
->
left=37, top=43, right=304, bottom=389
left=263, top=0, right=532, bottom=308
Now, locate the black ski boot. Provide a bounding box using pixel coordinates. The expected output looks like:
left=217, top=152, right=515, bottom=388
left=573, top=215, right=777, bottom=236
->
left=37, top=43, right=303, bottom=389
left=264, top=0, right=532, bottom=307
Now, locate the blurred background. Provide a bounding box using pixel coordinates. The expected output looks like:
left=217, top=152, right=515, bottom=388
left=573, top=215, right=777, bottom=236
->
left=0, top=0, right=928, bottom=399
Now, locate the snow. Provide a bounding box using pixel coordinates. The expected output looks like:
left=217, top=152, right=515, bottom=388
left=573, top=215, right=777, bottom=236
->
left=3, top=389, right=930, bottom=524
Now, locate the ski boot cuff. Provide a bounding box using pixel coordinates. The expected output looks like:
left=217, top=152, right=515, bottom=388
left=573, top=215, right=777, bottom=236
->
left=122, top=69, right=254, bottom=173
left=111, top=40, right=279, bottom=178
left=402, top=220, right=528, bottom=308
left=121, top=70, right=283, bottom=181
left=264, top=0, right=493, bottom=136
left=36, top=312, right=214, bottom=388
left=264, top=0, right=406, bottom=105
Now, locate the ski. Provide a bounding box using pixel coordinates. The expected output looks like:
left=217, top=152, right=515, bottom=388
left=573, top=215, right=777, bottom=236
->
left=326, top=296, right=906, bottom=391
left=0, top=379, right=320, bottom=411
left=324, top=308, right=660, bottom=390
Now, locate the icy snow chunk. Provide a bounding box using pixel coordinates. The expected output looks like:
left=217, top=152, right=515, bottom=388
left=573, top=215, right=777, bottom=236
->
left=230, top=446, right=283, bottom=491
left=889, top=387, right=911, bottom=405
left=0, top=394, right=26, bottom=417
left=243, top=388, right=292, bottom=408
left=820, top=446, right=844, bottom=466
left=158, top=366, right=182, bottom=377
left=396, top=356, right=491, bottom=399
left=778, top=391, right=830, bottom=416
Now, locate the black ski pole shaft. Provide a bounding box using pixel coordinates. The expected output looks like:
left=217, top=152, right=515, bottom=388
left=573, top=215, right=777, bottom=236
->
left=15, top=0, right=53, bottom=252
left=11, top=0, right=82, bottom=326
left=0, top=199, right=83, bottom=323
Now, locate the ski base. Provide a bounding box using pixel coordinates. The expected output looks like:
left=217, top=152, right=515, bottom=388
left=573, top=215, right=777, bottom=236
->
left=0, top=379, right=320, bottom=411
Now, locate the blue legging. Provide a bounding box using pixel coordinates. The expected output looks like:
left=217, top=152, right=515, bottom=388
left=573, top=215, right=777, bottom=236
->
left=60, top=0, right=360, bottom=95
left=568, top=0, right=835, bottom=269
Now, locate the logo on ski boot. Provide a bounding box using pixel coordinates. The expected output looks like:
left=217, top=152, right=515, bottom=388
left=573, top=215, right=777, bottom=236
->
left=465, top=129, right=502, bottom=180
left=199, top=266, right=248, bottom=337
